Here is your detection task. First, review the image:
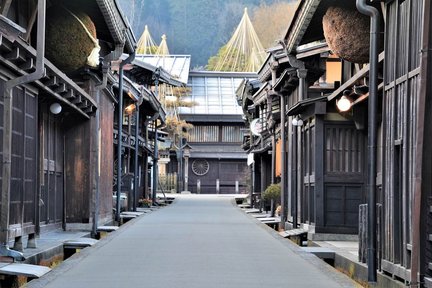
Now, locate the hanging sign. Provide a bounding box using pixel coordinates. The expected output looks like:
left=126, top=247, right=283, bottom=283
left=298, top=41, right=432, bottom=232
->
left=250, top=118, right=264, bottom=136
left=247, top=153, right=255, bottom=166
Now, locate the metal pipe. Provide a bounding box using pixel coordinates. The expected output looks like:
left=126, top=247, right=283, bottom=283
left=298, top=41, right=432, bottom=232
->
left=280, top=93, right=287, bottom=230
left=151, top=73, right=160, bottom=205
left=271, top=58, right=277, bottom=185
left=356, top=0, right=380, bottom=283
left=116, top=52, right=135, bottom=222
left=292, top=123, right=298, bottom=229
left=152, top=122, right=158, bottom=205
left=1, top=0, right=46, bottom=251
left=133, top=103, right=140, bottom=211
left=412, top=0, right=431, bottom=285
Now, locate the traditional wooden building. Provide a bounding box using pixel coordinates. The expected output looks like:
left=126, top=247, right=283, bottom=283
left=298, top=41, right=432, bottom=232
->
left=173, top=71, right=255, bottom=194
left=113, top=55, right=184, bottom=210
left=0, top=0, right=135, bottom=253
left=240, top=0, right=432, bottom=285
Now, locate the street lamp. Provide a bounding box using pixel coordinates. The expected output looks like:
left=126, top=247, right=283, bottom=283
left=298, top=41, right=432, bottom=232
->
left=181, top=143, right=192, bottom=192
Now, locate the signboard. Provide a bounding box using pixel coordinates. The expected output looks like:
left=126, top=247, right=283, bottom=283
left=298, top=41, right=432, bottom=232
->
left=250, top=118, right=264, bottom=136
left=247, top=153, right=254, bottom=166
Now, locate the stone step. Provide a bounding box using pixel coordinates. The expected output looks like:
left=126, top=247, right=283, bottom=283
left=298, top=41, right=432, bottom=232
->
left=121, top=211, right=144, bottom=216
left=244, top=209, right=261, bottom=214
left=279, top=228, right=308, bottom=238
left=301, top=247, right=335, bottom=260
left=0, top=262, right=50, bottom=278
left=97, top=226, right=119, bottom=233
left=63, top=238, right=98, bottom=249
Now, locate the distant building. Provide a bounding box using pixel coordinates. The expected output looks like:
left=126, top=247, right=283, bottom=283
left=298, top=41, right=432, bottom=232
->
left=170, top=71, right=256, bottom=194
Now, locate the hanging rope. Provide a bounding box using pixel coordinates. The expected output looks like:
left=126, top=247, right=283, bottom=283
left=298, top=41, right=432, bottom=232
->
left=213, top=8, right=266, bottom=72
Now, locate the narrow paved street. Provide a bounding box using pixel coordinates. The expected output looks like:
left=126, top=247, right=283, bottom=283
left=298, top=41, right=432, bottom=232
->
left=28, top=195, right=358, bottom=288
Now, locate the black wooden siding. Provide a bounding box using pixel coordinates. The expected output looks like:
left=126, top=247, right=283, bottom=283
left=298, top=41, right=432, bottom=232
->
left=381, top=0, right=423, bottom=279
left=0, top=83, right=38, bottom=238
left=40, top=107, right=64, bottom=227
left=187, top=159, right=247, bottom=194
left=323, top=123, right=366, bottom=232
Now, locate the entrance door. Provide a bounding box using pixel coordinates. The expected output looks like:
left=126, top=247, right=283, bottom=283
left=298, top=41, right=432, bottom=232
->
left=40, top=107, right=64, bottom=227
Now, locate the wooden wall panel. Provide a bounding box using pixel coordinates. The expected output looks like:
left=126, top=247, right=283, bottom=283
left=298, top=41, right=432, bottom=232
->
left=98, top=90, right=114, bottom=222
left=64, top=115, right=91, bottom=223
left=381, top=0, right=423, bottom=279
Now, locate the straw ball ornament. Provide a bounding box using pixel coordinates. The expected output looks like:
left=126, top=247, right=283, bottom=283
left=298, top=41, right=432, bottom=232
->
left=46, top=6, right=99, bottom=72
left=323, top=6, right=370, bottom=64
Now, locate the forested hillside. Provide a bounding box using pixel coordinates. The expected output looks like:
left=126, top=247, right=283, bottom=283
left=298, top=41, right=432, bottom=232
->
left=118, top=0, right=295, bottom=68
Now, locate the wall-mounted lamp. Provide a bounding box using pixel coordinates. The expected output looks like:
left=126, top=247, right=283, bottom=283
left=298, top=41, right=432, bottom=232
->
left=336, top=90, right=353, bottom=112
left=124, top=103, right=136, bottom=115
left=49, top=103, right=62, bottom=114
left=292, top=115, right=303, bottom=126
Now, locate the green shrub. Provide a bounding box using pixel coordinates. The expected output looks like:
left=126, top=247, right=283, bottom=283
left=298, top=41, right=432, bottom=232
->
left=262, top=183, right=281, bottom=202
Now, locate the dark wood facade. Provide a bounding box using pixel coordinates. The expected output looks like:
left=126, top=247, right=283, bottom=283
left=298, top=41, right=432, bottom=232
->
left=0, top=0, right=136, bottom=249
left=175, top=71, right=252, bottom=194
left=380, top=0, right=424, bottom=282
left=238, top=0, right=432, bottom=285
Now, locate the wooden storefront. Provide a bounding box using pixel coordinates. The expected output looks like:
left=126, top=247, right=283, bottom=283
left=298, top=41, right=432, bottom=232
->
left=0, top=0, right=135, bottom=249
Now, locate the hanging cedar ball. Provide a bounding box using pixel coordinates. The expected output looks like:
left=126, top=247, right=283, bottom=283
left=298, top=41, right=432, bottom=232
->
left=46, top=6, right=97, bottom=72
left=322, top=6, right=370, bottom=64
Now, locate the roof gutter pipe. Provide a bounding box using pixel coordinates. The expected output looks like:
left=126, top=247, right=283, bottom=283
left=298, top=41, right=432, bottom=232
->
left=356, top=0, right=380, bottom=283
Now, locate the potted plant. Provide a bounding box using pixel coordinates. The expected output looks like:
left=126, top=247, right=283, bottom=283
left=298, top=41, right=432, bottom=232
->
left=138, top=198, right=152, bottom=208
left=262, top=183, right=281, bottom=217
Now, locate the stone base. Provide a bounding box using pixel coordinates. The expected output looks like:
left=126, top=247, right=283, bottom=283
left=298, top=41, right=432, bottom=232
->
left=308, top=232, right=358, bottom=241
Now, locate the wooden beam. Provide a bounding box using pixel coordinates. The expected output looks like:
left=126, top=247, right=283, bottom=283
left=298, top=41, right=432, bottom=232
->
left=83, top=106, right=94, bottom=114
left=19, top=58, right=34, bottom=71
left=5, top=47, right=19, bottom=60
left=327, top=52, right=385, bottom=102
left=71, top=95, right=81, bottom=104
left=77, top=100, right=88, bottom=109
left=54, top=83, right=67, bottom=94
left=24, top=0, right=38, bottom=42
left=1, top=0, right=13, bottom=16
left=44, top=76, right=58, bottom=87
left=64, top=89, right=75, bottom=99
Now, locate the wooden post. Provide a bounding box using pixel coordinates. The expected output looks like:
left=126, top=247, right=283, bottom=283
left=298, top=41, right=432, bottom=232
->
left=197, top=179, right=201, bottom=194
left=359, top=204, right=367, bottom=263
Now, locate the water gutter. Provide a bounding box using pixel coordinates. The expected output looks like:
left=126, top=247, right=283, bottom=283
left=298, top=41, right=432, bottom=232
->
left=115, top=51, right=135, bottom=222
left=0, top=0, right=46, bottom=260
left=356, top=0, right=380, bottom=283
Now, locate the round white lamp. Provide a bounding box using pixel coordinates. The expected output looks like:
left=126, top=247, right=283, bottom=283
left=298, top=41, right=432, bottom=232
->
left=49, top=103, right=62, bottom=114
left=336, top=95, right=352, bottom=112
